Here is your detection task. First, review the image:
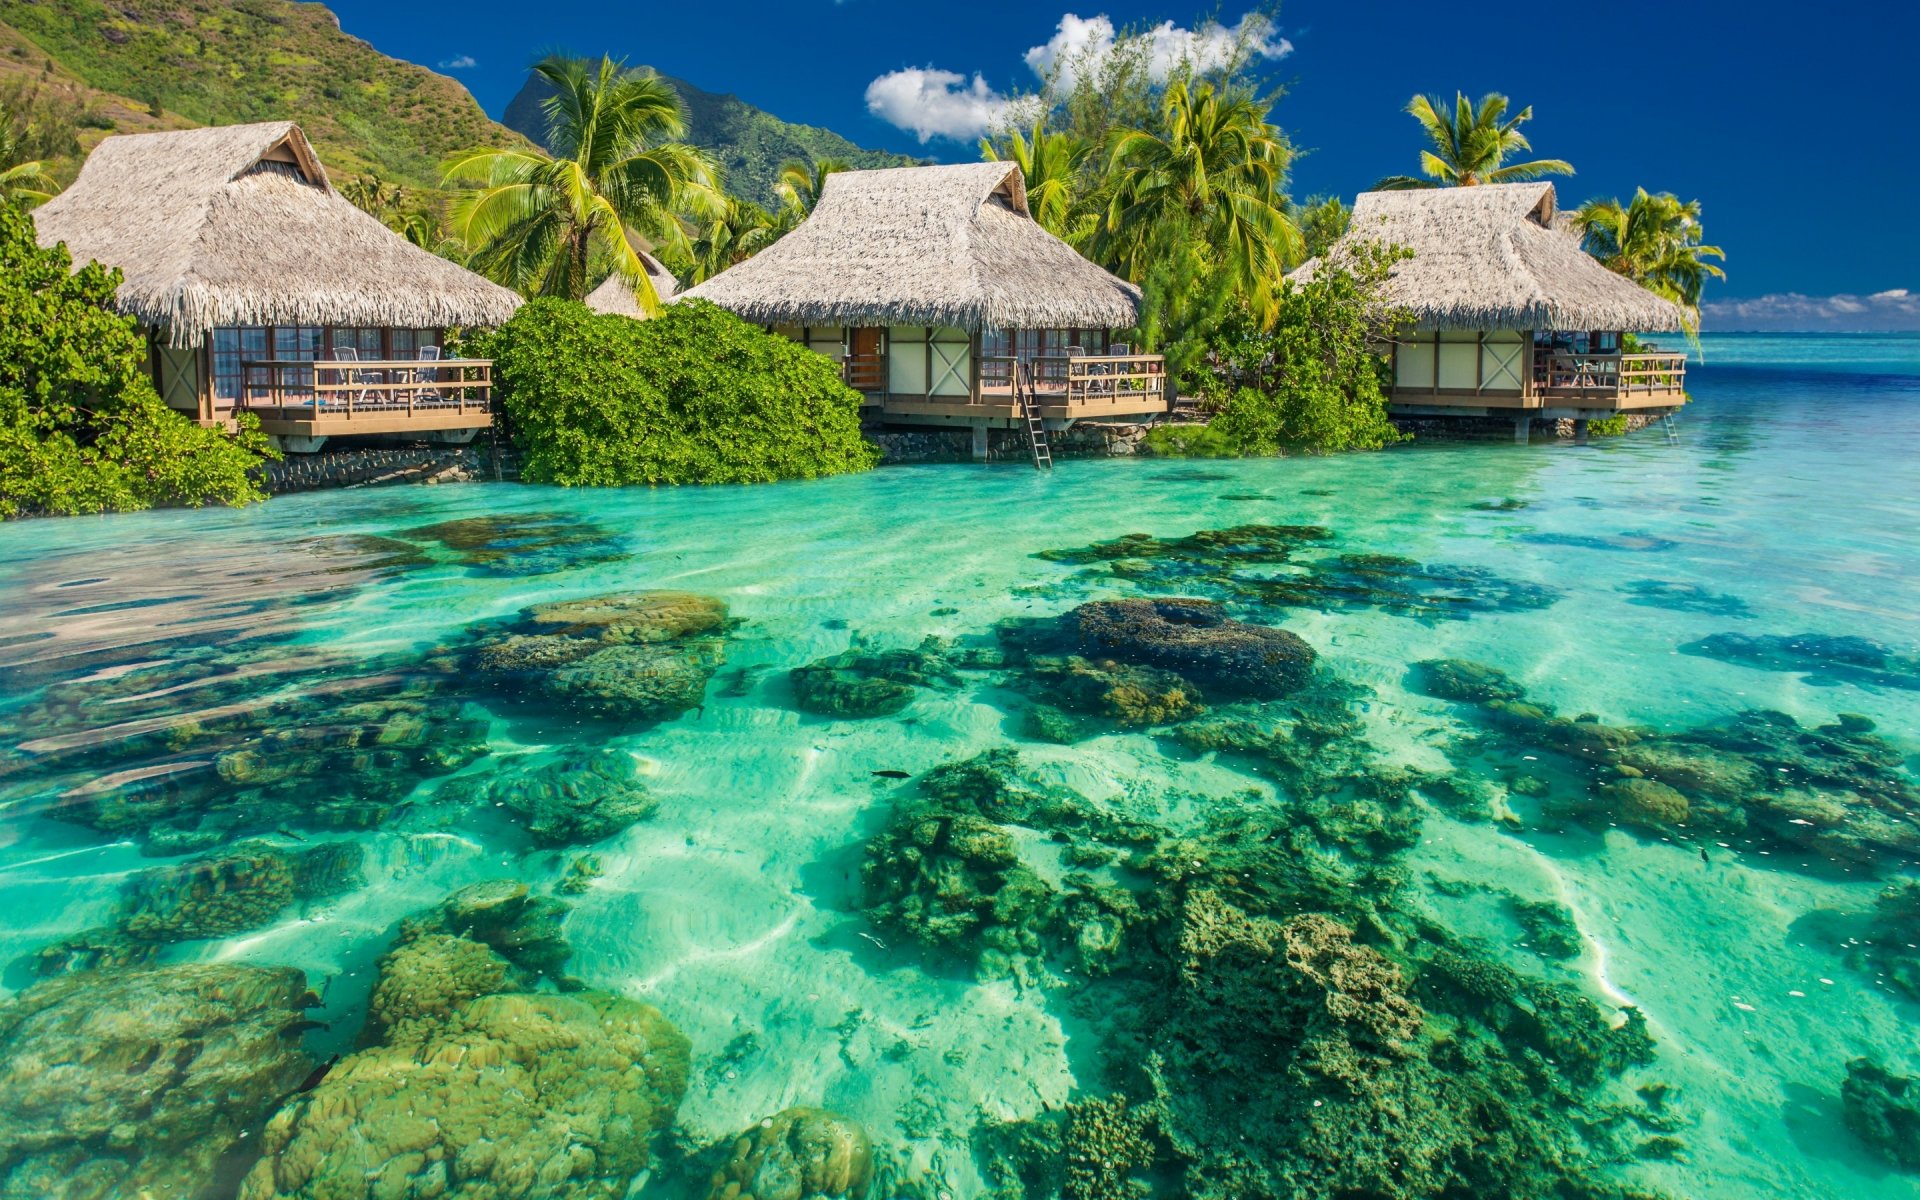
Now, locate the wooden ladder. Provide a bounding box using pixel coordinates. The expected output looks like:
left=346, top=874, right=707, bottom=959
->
left=1018, top=363, right=1053, bottom=472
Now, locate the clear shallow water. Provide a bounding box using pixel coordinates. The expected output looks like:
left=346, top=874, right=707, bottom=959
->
left=0, top=332, right=1916, bottom=1199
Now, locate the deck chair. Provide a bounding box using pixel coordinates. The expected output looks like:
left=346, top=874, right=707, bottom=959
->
left=325, top=347, right=369, bottom=410
left=409, top=345, right=443, bottom=406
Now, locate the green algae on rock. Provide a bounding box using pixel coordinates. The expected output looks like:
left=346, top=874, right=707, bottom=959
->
left=395, top=512, right=629, bottom=577
left=790, top=640, right=956, bottom=719
left=243, top=880, right=690, bottom=1200
left=1841, top=1059, right=1920, bottom=1172
left=1038, top=523, right=1560, bottom=621
left=116, top=839, right=366, bottom=942
left=703, top=1107, right=874, bottom=1200
left=1413, top=660, right=1920, bottom=870
left=398, top=879, right=577, bottom=984
left=447, top=748, right=659, bottom=846
left=243, top=989, right=690, bottom=1200
left=0, top=964, right=316, bottom=1200
left=468, top=590, right=730, bottom=723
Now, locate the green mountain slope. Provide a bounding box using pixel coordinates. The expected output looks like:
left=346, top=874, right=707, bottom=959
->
left=503, top=69, right=921, bottom=209
left=0, top=0, right=530, bottom=188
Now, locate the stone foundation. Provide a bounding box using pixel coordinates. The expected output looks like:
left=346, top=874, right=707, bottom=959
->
left=1389, top=412, right=1663, bottom=442
left=263, top=442, right=514, bottom=494
left=867, top=422, right=1153, bottom=464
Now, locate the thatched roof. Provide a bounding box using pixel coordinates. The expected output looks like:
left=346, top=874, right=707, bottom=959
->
left=1292, top=183, right=1686, bottom=332
left=33, top=122, right=522, bottom=345
left=583, top=251, right=680, bottom=318
left=680, top=162, right=1139, bottom=330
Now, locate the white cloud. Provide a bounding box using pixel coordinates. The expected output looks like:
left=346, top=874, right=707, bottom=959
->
left=864, top=67, right=1014, bottom=144
left=1701, top=289, right=1920, bottom=332
left=438, top=54, right=477, bottom=70
left=865, top=10, right=1289, bottom=143
left=1024, top=12, right=1292, bottom=90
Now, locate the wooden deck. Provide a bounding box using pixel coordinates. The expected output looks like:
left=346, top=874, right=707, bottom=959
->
left=854, top=352, right=1169, bottom=422
left=1390, top=351, right=1687, bottom=414
left=238, top=358, right=493, bottom=437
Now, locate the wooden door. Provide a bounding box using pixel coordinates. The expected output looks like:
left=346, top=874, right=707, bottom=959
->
left=847, top=328, right=885, bottom=393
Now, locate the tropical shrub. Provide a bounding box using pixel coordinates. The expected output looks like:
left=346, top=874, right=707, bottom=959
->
left=482, top=298, right=879, bottom=486
left=1198, top=243, right=1412, bottom=456
left=0, top=202, right=272, bottom=518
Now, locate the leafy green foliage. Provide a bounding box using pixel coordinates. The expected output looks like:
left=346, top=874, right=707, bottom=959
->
left=503, top=68, right=917, bottom=211
left=480, top=298, right=879, bottom=487
left=1377, top=92, right=1573, bottom=189
left=0, top=0, right=529, bottom=189
left=1574, top=189, right=1725, bottom=332
left=1141, top=423, right=1240, bottom=457
left=1198, top=243, right=1412, bottom=456
left=0, top=202, right=272, bottom=518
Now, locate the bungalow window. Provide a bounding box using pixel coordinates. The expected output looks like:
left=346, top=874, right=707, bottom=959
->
left=272, top=326, right=323, bottom=402
left=390, top=329, right=441, bottom=359
left=328, top=327, right=384, bottom=360
left=211, top=326, right=268, bottom=404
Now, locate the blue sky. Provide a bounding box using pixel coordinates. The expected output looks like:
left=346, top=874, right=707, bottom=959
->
left=327, top=0, right=1915, bottom=318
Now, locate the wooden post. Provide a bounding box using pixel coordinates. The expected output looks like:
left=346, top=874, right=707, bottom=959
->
left=971, top=423, right=989, bottom=461
left=1513, top=416, right=1530, bottom=445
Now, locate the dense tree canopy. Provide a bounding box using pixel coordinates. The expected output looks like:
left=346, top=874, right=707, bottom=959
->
left=0, top=202, right=272, bottom=518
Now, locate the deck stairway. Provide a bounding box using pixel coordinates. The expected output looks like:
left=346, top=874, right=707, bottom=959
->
left=1016, top=364, right=1053, bottom=471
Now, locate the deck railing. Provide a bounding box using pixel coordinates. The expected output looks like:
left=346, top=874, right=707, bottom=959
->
left=981, top=354, right=1167, bottom=405
left=1533, top=351, right=1687, bottom=399
left=843, top=353, right=886, bottom=394
left=238, top=358, right=493, bottom=421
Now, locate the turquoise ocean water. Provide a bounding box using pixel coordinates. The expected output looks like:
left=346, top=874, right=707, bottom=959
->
left=0, top=331, right=1916, bottom=1199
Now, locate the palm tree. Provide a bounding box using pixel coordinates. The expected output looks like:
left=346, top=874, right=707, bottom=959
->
left=0, top=123, right=57, bottom=206
left=688, top=196, right=779, bottom=284
left=1376, top=92, right=1573, bottom=189
left=1573, top=189, right=1726, bottom=330
left=981, top=119, right=1092, bottom=239
left=443, top=55, right=721, bottom=307
left=773, top=155, right=849, bottom=220
left=1100, top=80, right=1301, bottom=319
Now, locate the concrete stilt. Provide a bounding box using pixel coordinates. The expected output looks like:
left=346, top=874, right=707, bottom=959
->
left=1513, top=417, right=1531, bottom=445
left=1573, top=418, right=1590, bottom=445
left=970, top=424, right=989, bottom=461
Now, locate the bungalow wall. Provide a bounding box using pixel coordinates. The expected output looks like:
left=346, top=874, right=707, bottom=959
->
left=1392, top=330, right=1530, bottom=402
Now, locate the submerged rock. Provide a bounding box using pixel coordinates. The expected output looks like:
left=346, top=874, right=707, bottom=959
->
left=116, top=839, right=365, bottom=942
left=450, top=749, right=658, bottom=846
left=1414, top=658, right=1527, bottom=704
left=399, top=879, right=576, bottom=982
left=525, top=590, right=728, bottom=643
left=1039, top=523, right=1560, bottom=621
left=244, top=880, right=688, bottom=1200
left=0, top=964, right=315, bottom=1199
left=1068, top=597, right=1315, bottom=698
left=704, top=1107, right=874, bottom=1200
left=392, top=512, right=628, bottom=577
left=470, top=591, right=730, bottom=724
left=789, top=641, right=953, bottom=719
left=1842, top=1058, right=1920, bottom=1172
left=243, top=989, right=689, bottom=1200
left=1682, top=631, right=1920, bottom=690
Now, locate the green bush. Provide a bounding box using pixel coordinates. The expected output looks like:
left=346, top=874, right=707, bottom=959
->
left=481, top=297, right=879, bottom=486
left=0, top=202, right=273, bottom=519
left=1203, top=243, right=1412, bottom=456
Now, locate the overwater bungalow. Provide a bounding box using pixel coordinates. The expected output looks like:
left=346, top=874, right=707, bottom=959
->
left=32, top=121, right=521, bottom=452
left=681, top=162, right=1167, bottom=457
left=1296, top=183, right=1690, bottom=440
